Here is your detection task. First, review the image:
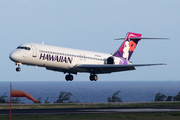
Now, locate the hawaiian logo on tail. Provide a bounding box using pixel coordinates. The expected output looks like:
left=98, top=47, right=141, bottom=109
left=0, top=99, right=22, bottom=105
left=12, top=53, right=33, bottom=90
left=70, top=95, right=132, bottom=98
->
left=113, top=32, right=142, bottom=61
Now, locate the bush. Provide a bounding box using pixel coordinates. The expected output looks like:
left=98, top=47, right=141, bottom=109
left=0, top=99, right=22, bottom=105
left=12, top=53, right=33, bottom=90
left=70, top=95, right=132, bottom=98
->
left=107, top=90, right=122, bottom=102
left=45, top=96, right=50, bottom=103
left=11, top=97, right=21, bottom=103
left=0, top=93, right=8, bottom=103
left=36, top=97, right=42, bottom=103
left=154, top=93, right=166, bottom=101
left=173, top=92, right=180, bottom=101
left=166, top=96, right=173, bottom=101
left=54, top=91, right=73, bottom=103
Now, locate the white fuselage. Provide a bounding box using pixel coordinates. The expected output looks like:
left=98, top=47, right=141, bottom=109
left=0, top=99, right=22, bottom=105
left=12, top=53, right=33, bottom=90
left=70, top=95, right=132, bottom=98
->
left=10, top=43, right=128, bottom=74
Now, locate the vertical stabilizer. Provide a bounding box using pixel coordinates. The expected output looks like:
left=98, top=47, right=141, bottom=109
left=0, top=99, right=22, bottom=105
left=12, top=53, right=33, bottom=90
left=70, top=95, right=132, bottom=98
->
left=113, top=32, right=142, bottom=60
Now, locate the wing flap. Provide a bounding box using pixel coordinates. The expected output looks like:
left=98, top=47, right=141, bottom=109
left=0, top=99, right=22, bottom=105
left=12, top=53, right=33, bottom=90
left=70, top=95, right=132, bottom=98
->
left=76, top=63, right=166, bottom=68
left=75, top=63, right=166, bottom=74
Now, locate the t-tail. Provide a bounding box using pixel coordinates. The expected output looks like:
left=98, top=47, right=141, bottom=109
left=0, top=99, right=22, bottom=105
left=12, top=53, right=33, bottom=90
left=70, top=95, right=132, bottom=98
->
left=113, top=32, right=142, bottom=61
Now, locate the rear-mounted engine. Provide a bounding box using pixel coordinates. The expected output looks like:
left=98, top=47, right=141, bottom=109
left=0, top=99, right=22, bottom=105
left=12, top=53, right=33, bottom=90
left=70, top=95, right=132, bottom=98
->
left=107, top=57, right=114, bottom=64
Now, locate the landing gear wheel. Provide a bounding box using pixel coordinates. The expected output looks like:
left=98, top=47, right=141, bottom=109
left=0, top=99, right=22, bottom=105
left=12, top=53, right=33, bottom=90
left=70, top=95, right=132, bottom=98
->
left=16, top=67, right=21, bottom=72
left=69, top=75, right=73, bottom=81
left=90, top=75, right=94, bottom=81
left=65, top=75, right=69, bottom=81
left=89, top=75, right=98, bottom=81
left=65, top=74, right=73, bottom=81
left=94, top=75, right=98, bottom=81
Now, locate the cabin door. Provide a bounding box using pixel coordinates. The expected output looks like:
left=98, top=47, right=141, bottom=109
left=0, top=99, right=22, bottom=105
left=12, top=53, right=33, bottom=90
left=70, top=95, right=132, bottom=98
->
left=31, top=45, right=37, bottom=57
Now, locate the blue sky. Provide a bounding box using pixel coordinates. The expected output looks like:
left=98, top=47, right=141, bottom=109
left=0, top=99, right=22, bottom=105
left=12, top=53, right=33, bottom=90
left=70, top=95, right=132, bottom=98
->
left=0, top=0, right=179, bottom=81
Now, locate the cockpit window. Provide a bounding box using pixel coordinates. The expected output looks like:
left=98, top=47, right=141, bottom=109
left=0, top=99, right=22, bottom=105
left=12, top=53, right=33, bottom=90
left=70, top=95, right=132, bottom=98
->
left=17, top=46, right=31, bottom=50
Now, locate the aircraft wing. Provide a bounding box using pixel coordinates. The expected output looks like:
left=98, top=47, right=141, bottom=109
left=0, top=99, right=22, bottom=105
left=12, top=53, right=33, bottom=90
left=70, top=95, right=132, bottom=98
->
left=75, top=63, right=166, bottom=74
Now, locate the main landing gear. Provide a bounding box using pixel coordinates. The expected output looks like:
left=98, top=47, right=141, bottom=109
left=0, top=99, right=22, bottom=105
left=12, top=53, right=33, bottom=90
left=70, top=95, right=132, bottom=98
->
left=15, top=63, right=21, bottom=72
left=65, top=74, right=98, bottom=81
left=65, top=74, right=73, bottom=81
left=89, top=74, right=98, bottom=81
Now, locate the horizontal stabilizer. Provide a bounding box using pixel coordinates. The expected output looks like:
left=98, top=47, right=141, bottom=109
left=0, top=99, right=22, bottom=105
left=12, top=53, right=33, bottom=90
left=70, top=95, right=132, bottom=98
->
left=114, top=38, right=170, bottom=40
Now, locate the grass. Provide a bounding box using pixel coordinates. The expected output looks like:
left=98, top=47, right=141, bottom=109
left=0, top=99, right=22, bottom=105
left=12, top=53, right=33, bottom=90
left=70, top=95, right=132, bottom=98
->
left=1, top=113, right=180, bottom=120
left=0, top=101, right=180, bottom=109
left=1, top=102, right=180, bottom=120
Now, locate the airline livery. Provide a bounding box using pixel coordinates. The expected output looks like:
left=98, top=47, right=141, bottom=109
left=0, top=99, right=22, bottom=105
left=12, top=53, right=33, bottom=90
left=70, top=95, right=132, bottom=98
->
left=9, top=32, right=167, bottom=81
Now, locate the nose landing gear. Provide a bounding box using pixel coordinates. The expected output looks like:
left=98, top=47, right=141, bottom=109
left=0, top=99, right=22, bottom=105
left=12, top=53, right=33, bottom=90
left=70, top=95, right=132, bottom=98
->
left=15, top=63, right=21, bottom=72
left=16, top=67, right=21, bottom=72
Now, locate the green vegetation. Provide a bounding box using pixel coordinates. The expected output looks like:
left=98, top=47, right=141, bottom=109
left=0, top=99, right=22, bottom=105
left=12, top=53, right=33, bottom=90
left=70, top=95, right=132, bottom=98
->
left=174, top=92, right=180, bottom=101
left=1, top=113, right=180, bottom=120
left=54, top=91, right=73, bottom=103
left=36, top=97, right=42, bottom=103
left=154, top=93, right=167, bottom=101
left=107, top=90, right=122, bottom=102
left=0, top=101, right=180, bottom=109
left=0, top=93, right=8, bottom=103
left=44, top=96, right=50, bottom=103
left=154, top=92, right=180, bottom=101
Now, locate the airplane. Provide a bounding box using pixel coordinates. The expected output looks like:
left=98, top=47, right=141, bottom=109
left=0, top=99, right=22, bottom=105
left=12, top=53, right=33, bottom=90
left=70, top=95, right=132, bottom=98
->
left=9, top=32, right=167, bottom=81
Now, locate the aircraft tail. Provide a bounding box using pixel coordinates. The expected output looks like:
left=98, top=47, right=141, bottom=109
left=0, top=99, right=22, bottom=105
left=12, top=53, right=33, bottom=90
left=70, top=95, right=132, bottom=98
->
left=113, top=32, right=142, bottom=61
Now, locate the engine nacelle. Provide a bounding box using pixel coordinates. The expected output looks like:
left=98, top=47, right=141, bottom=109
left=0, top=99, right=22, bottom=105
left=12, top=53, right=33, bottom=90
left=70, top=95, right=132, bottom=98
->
left=106, top=57, right=114, bottom=64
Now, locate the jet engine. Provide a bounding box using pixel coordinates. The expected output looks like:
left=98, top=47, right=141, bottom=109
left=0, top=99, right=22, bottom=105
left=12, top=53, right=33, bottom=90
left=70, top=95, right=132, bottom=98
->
left=106, top=57, right=114, bottom=64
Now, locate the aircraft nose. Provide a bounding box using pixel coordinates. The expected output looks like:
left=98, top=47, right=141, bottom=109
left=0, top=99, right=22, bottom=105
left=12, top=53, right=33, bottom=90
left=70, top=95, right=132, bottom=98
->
left=9, top=52, right=19, bottom=62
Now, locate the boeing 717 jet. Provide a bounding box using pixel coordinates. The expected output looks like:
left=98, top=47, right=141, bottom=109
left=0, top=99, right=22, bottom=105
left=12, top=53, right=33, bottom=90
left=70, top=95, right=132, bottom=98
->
left=9, top=32, right=167, bottom=81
